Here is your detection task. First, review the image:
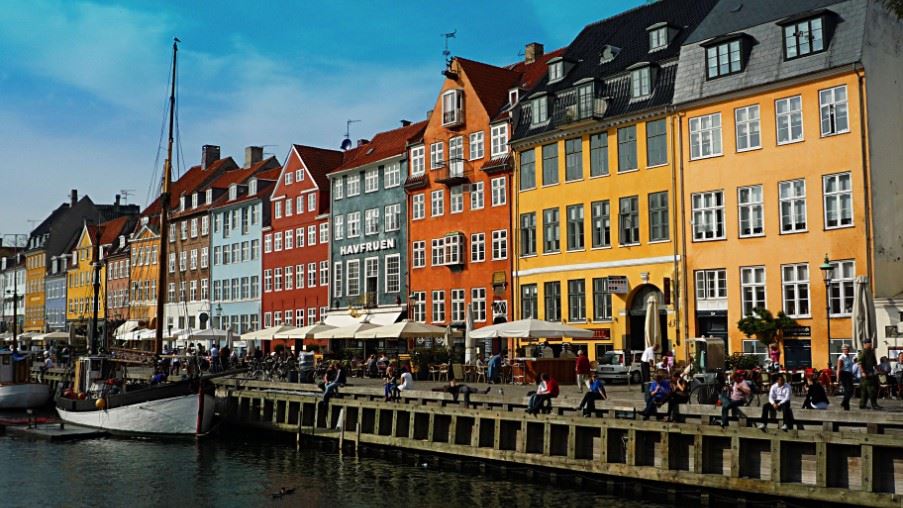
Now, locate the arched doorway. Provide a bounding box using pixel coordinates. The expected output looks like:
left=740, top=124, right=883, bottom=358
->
left=627, top=284, right=669, bottom=353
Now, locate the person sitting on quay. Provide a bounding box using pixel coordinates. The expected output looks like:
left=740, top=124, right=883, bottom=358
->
left=397, top=366, right=414, bottom=395
left=720, top=372, right=751, bottom=428
left=757, top=373, right=794, bottom=431
left=384, top=365, right=399, bottom=402
left=575, top=349, right=591, bottom=394
left=802, top=374, right=829, bottom=410
left=432, top=379, right=490, bottom=408
left=526, top=373, right=559, bottom=415
left=858, top=339, right=882, bottom=410
left=641, top=370, right=671, bottom=421
left=576, top=371, right=607, bottom=417
left=668, top=373, right=690, bottom=423
left=322, top=363, right=346, bottom=404
left=893, top=351, right=903, bottom=399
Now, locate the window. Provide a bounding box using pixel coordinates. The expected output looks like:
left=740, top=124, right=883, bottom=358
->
left=296, top=264, right=304, bottom=289
left=347, top=174, right=360, bottom=196
left=274, top=201, right=282, bottom=219
left=365, top=167, right=379, bottom=193
left=649, top=26, right=668, bottom=51
left=544, top=281, right=561, bottom=321
left=490, top=124, right=508, bottom=157
left=285, top=266, right=294, bottom=290
left=590, top=132, right=608, bottom=177
left=347, top=211, right=361, bottom=238
left=451, top=289, right=465, bottom=323
left=543, top=208, right=560, bottom=253
left=820, top=85, right=848, bottom=136
left=823, top=172, right=852, bottom=228
left=296, top=169, right=304, bottom=182
left=470, top=182, right=484, bottom=210
left=201, top=216, right=209, bottom=236
left=470, top=233, right=485, bottom=262
left=568, top=279, right=586, bottom=322
left=740, top=266, right=766, bottom=316
left=646, top=119, right=667, bottom=166
left=308, top=225, right=316, bottom=245
left=285, top=229, right=294, bottom=250
left=168, top=252, right=176, bottom=273
left=491, top=230, right=507, bottom=260
left=346, top=260, right=360, bottom=296
left=384, top=163, right=401, bottom=188
left=285, top=198, right=293, bottom=217
left=365, top=208, right=380, bottom=235
left=179, top=251, right=187, bottom=271
left=829, top=339, right=857, bottom=367
left=706, top=39, right=742, bottom=79
left=520, top=213, right=536, bottom=256
left=431, top=239, right=445, bottom=267
left=431, top=290, right=446, bottom=323
left=430, top=190, right=444, bottom=216
left=782, top=263, right=810, bottom=317
left=285, top=172, right=293, bottom=185
left=385, top=203, right=401, bottom=231
left=566, top=204, right=584, bottom=251
left=448, top=136, right=464, bottom=177
left=334, top=215, right=344, bottom=240
left=548, top=61, right=564, bottom=82
left=531, top=96, right=548, bottom=126
left=411, top=291, right=426, bottom=322
left=200, top=247, right=208, bottom=269
left=618, top=196, right=639, bottom=245
left=264, top=270, right=272, bottom=292
left=251, top=239, right=259, bottom=259
left=274, top=267, right=282, bottom=291
left=320, top=223, right=328, bottom=244
left=430, top=142, right=445, bottom=169
left=309, top=262, right=317, bottom=288
left=521, top=284, right=538, bottom=319
left=410, top=146, right=425, bottom=176
left=472, top=288, right=487, bottom=322
left=469, top=131, right=484, bottom=160
left=519, top=149, right=535, bottom=190
left=691, top=191, right=725, bottom=241
left=413, top=194, right=425, bottom=220
left=491, top=177, right=506, bottom=206
left=735, top=105, right=761, bottom=151
left=333, top=177, right=344, bottom=200
left=385, top=255, right=400, bottom=293
left=630, top=67, right=651, bottom=98
left=783, top=16, right=825, bottom=60
left=450, top=186, right=464, bottom=213
left=542, top=143, right=559, bottom=185
left=592, top=278, right=612, bottom=321
left=320, top=261, right=329, bottom=286
left=695, top=269, right=727, bottom=300
left=743, top=340, right=769, bottom=365
left=617, top=126, right=637, bottom=171
left=333, top=262, right=343, bottom=298
left=828, top=260, right=855, bottom=316
left=442, top=89, right=463, bottom=126
left=648, top=191, right=669, bottom=242
left=591, top=200, right=611, bottom=248
left=307, top=193, right=315, bottom=212
left=689, top=113, right=722, bottom=159
left=776, top=96, right=803, bottom=144
left=779, top=179, right=807, bottom=233
left=738, top=185, right=764, bottom=237
left=564, top=138, right=583, bottom=181
left=413, top=241, right=425, bottom=268
left=274, top=232, right=282, bottom=251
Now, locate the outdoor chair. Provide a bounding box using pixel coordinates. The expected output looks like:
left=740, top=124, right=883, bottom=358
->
left=438, top=363, right=449, bottom=382
left=877, top=373, right=891, bottom=400
left=473, top=365, right=486, bottom=384
left=510, top=362, right=525, bottom=385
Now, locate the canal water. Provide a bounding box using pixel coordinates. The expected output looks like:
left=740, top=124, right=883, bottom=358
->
left=0, top=432, right=656, bottom=508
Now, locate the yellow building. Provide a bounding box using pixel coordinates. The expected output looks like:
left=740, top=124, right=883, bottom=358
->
left=128, top=222, right=160, bottom=327
left=24, top=250, right=46, bottom=332
left=66, top=224, right=106, bottom=328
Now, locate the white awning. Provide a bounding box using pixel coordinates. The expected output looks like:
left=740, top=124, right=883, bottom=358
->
left=114, top=320, right=142, bottom=337
left=240, top=325, right=295, bottom=341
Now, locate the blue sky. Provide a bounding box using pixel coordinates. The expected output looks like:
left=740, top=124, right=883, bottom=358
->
left=0, top=0, right=642, bottom=235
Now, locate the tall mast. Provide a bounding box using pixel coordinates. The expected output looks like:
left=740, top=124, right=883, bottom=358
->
left=155, top=38, right=179, bottom=355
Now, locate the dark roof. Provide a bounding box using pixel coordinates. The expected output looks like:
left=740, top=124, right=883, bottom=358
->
left=292, top=145, right=346, bottom=214
left=685, top=0, right=846, bottom=44
left=142, top=157, right=237, bottom=217
left=172, top=157, right=280, bottom=218
left=511, top=0, right=718, bottom=141
left=330, top=121, right=428, bottom=174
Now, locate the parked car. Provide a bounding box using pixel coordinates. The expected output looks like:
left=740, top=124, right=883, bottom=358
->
left=596, top=350, right=644, bottom=383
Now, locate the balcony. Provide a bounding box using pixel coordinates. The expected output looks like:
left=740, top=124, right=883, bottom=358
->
left=480, top=155, right=512, bottom=175
left=433, top=159, right=471, bottom=186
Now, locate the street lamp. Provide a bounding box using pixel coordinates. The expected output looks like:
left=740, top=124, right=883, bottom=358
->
left=819, top=255, right=833, bottom=358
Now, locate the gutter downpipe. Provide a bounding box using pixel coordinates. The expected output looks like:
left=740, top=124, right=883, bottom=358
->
left=854, top=65, right=874, bottom=289
left=668, top=107, right=682, bottom=354
left=675, top=110, right=691, bottom=362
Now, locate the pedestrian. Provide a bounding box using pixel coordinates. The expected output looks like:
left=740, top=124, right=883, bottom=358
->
left=432, top=379, right=490, bottom=408
left=836, top=344, right=854, bottom=411
left=487, top=351, right=502, bottom=384
left=575, top=349, right=590, bottom=393
left=720, top=372, right=751, bottom=428
left=769, top=343, right=781, bottom=368
left=576, top=371, right=607, bottom=416
left=383, top=365, right=398, bottom=402
left=667, top=373, right=690, bottom=422
left=858, top=339, right=881, bottom=410
left=802, top=374, right=829, bottom=410
left=757, top=373, right=794, bottom=431
left=894, top=352, right=903, bottom=399
left=641, top=371, right=671, bottom=420
left=640, top=343, right=658, bottom=393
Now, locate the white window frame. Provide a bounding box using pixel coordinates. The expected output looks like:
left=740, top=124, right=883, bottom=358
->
left=819, top=85, right=849, bottom=137
left=735, top=104, right=761, bottom=152
left=333, top=262, right=343, bottom=298
left=689, top=113, right=723, bottom=160
left=490, top=177, right=506, bottom=207
left=738, top=185, right=764, bottom=238
left=694, top=269, right=727, bottom=300
left=320, top=261, right=329, bottom=286
left=384, top=162, right=401, bottom=188
left=470, top=233, right=485, bottom=263
left=347, top=211, right=361, bottom=238
left=448, top=136, right=464, bottom=177
left=308, top=225, right=316, bottom=245
left=334, top=177, right=344, bottom=200
left=781, top=263, right=810, bottom=318
left=385, top=254, right=400, bottom=293
left=828, top=260, right=855, bottom=317
left=441, top=89, right=463, bottom=127
left=469, top=131, right=484, bottom=160
left=491, top=229, right=508, bottom=260
left=740, top=266, right=766, bottom=316
left=413, top=241, right=426, bottom=268
left=308, top=193, right=315, bottom=212
left=430, top=189, right=444, bottom=217
left=823, top=172, right=853, bottom=229
left=365, top=208, right=380, bottom=236
left=334, top=215, right=344, bottom=240
left=630, top=67, right=651, bottom=98
left=365, top=167, right=379, bottom=193
left=451, top=289, right=465, bottom=323
left=470, top=182, right=484, bottom=210
left=649, top=26, right=668, bottom=51
left=346, top=259, right=360, bottom=297
left=779, top=179, right=807, bottom=233
left=410, top=146, right=425, bottom=176
left=412, top=194, right=425, bottom=220
left=384, top=203, right=401, bottom=231
left=691, top=190, right=725, bottom=241
left=490, top=123, right=508, bottom=157
left=450, top=186, right=464, bottom=214
left=431, top=290, right=446, bottom=323
left=347, top=174, right=360, bottom=196
left=430, top=142, right=445, bottom=169
left=776, top=95, right=804, bottom=145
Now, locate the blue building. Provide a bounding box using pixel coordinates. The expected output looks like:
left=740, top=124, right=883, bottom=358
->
left=210, top=170, right=279, bottom=334
left=326, top=121, right=426, bottom=326
left=44, top=252, right=71, bottom=331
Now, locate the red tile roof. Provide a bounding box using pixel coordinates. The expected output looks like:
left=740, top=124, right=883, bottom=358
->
left=456, top=58, right=522, bottom=120
left=142, top=158, right=237, bottom=217
left=292, top=145, right=346, bottom=214
left=331, top=120, right=428, bottom=174
left=508, top=47, right=567, bottom=90
left=98, top=215, right=135, bottom=245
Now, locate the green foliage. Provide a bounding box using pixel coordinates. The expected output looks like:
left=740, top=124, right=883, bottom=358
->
left=736, top=308, right=796, bottom=346
left=881, top=0, right=903, bottom=19
left=725, top=352, right=762, bottom=371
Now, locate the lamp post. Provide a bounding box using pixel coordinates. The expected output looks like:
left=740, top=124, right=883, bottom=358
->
left=819, top=255, right=833, bottom=361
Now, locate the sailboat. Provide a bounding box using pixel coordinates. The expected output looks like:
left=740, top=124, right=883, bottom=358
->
left=55, top=39, right=217, bottom=436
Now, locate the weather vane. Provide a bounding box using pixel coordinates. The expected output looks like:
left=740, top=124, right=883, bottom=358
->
left=442, top=30, right=457, bottom=68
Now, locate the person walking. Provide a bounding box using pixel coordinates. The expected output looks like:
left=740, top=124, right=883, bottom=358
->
left=836, top=344, right=855, bottom=410
left=720, top=372, right=751, bottom=428
left=640, top=344, right=658, bottom=393
left=577, top=371, right=607, bottom=416
left=487, top=352, right=502, bottom=384
left=757, top=373, right=794, bottom=430
left=858, top=339, right=881, bottom=410
left=575, top=350, right=591, bottom=393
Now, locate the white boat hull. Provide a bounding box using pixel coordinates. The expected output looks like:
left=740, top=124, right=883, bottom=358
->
left=0, top=383, right=51, bottom=409
left=57, top=393, right=216, bottom=436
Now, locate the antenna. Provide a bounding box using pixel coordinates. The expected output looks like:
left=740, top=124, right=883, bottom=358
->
left=119, top=189, right=136, bottom=204
left=441, top=29, right=457, bottom=67
left=260, top=144, right=279, bottom=158
left=341, top=119, right=361, bottom=151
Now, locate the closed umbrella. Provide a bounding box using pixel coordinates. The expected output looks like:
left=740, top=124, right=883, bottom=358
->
left=464, top=305, right=475, bottom=364
left=851, top=276, right=876, bottom=350
left=644, top=294, right=661, bottom=349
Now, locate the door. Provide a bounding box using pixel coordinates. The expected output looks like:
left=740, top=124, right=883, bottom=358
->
left=783, top=339, right=812, bottom=370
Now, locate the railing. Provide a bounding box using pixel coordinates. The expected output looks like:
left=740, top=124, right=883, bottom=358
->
left=432, top=160, right=471, bottom=185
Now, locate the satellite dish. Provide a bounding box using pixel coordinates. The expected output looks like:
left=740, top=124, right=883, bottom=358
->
left=341, top=138, right=353, bottom=151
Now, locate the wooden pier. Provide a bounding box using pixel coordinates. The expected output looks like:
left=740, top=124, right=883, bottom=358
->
left=215, top=379, right=903, bottom=507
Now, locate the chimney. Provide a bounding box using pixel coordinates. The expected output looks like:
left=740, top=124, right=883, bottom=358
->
left=114, top=194, right=121, bottom=212
left=400, top=120, right=411, bottom=127
left=245, top=146, right=264, bottom=167
left=201, top=145, right=221, bottom=170
left=357, top=139, right=370, bottom=147
left=525, top=42, right=544, bottom=64
left=70, top=189, right=78, bottom=207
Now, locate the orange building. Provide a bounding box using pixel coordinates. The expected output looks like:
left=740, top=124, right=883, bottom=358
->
left=406, top=47, right=559, bottom=353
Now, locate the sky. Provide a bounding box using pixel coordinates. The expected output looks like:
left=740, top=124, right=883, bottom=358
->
left=0, top=0, right=643, bottom=236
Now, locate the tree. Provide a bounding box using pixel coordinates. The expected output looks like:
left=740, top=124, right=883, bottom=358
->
left=880, top=0, right=903, bottom=20
left=737, top=308, right=796, bottom=346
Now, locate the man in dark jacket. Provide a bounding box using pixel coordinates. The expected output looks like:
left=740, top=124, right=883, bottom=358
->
left=858, top=339, right=881, bottom=410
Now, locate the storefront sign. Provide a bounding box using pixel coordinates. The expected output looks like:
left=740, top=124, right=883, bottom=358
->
left=339, top=238, right=396, bottom=256
left=590, top=328, right=611, bottom=339
left=784, top=326, right=811, bottom=337
left=607, top=276, right=628, bottom=294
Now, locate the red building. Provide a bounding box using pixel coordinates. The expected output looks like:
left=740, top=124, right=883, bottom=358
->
left=406, top=45, right=560, bottom=354
left=262, top=145, right=343, bottom=351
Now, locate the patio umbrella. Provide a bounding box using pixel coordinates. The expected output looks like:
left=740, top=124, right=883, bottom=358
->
left=186, top=328, right=230, bottom=344
left=34, top=331, right=71, bottom=342
left=464, top=306, right=475, bottom=364
left=273, top=322, right=336, bottom=339
left=851, top=276, right=876, bottom=350
left=313, top=322, right=381, bottom=340
left=469, top=318, right=594, bottom=339
left=240, top=325, right=295, bottom=341
left=354, top=320, right=446, bottom=339
left=644, top=294, right=661, bottom=349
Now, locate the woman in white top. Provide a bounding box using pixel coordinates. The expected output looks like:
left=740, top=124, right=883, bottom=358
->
left=398, top=368, right=414, bottom=392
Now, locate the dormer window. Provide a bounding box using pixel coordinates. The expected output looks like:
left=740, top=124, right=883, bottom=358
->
left=205, top=189, right=213, bottom=204
left=629, top=66, right=652, bottom=99
left=441, top=89, right=463, bottom=127
left=508, top=88, right=520, bottom=107
left=530, top=94, right=549, bottom=126
left=548, top=60, right=564, bottom=83
left=648, top=25, right=669, bottom=51
left=704, top=37, right=745, bottom=79
left=782, top=16, right=826, bottom=60
left=179, top=195, right=186, bottom=211
left=191, top=192, right=198, bottom=209
left=248, top=178, right=257, bottom=195
left=599, top=45, right=621, bottom=64
left=228, top=183, right=238, bottom=201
